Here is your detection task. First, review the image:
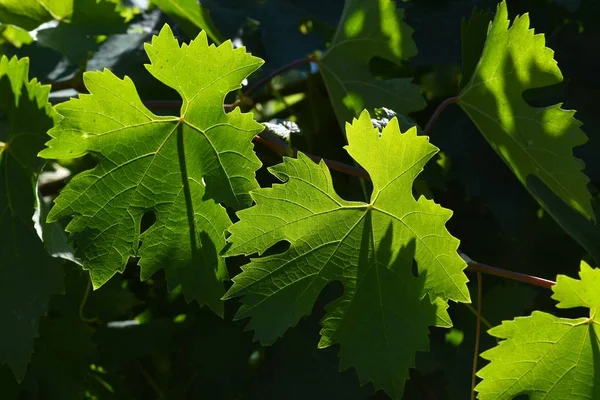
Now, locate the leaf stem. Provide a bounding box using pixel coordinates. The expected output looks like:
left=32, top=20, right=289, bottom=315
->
left=244, top=56, right=315, bottom=97
left=464, top=259, right=555, bottom=288
left=422, top=96, right=459, bottom=136
left=471, top=272, right=483, bottom=400
left=79, top=279, right=99, bottom=323
left=253, top=132, right=369, bottom=179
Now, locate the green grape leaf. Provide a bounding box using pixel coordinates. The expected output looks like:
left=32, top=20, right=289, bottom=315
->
left=152, top=0, right=224, bottom=44
left=318, top=0, right=426, bottom=129
left=476, top=261, right=600, bottom=400
left=224, top=110, right=470, bottom=398
left=0, top=0, right=124, bottom=32
left=458, top=1, right=593, bottom=220
left=0, top=56, right=63, bottom=380
left=39, top=25, right=264, bottom=316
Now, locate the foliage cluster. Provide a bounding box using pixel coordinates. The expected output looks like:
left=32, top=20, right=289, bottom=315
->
left=1, top=0, right=600, bottom=399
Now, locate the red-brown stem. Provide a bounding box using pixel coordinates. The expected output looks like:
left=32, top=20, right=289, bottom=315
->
left=245, top=56, right=314, bottom=97
left=471, top=272, right=483, bottom=400
left=465, top=261, right=555, bottom=289
left=252, top=133, right=370, bottom=179
left=422, top=96, right=459, bottom=136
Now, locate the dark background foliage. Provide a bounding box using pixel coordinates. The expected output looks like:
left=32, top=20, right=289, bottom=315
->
left=1, top=0, right=599, bottom=398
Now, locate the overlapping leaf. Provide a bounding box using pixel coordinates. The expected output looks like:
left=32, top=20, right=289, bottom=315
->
left=476, top=261, right=600, bottom=399
left=152, top=0, right=224, bottom=44
left=0, top=56, right=63, bottom=380
left=224, top=110, right=470, bottom=398
left=0, top=0, right=124, bottom=31
left=458, top=1, right=593, bottom=220
left=318, top=0, right=426, bottom=128
left=40, top=25, right=264, bottom=315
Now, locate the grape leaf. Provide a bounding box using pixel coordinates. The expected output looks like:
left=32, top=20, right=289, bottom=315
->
left=0, top=56, right=63, bottom=380
left=152, top=0, right=224, bottom=44
left=476, top=261, right=600, bottom=399
left=0, top=0, right=124, bottom=31
left=318, top=0, right=426, bottom=128
left=458, top=1, right=593, bottom=220
left=224, top=110, right=470, bottom=398
left=202, top=0, right=343, bottom=70
left=39, top=25, right=264, bottom=315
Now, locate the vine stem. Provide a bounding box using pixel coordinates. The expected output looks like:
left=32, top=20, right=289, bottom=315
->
left=141, top=57, right=313, bottom=112
left=471, top=272, right=483, bottom=400
left=464, top=259, right=555, bottom=289
left=244, top=56, right=314, bottom=97
left=422, top=96, right=459, bottom=136
left=42, top=88, right=558, bottom=291
left=79, top=280, right=99, bottom=323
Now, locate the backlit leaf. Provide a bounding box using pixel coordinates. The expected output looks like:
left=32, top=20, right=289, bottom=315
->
left=224, top=110, right=469, bottom=398
left=39, top=25, right=264, bottom=315
left=476, top=261, right=600, bottom=400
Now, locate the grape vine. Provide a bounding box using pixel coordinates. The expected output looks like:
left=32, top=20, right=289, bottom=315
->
left=1, top=0, right=599, bottom=399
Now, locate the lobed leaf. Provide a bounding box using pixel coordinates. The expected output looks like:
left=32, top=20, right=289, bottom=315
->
left=0, top=56, right=63, bottom=380
left=458, top=0, right=593, bottom=220
left=40, top=25, right=264, bottom=315
left=225, top=110, right=469, bottom=399
left=476, top=261, right=600, bottom=399
left=318, top=0, right=426, bottom=129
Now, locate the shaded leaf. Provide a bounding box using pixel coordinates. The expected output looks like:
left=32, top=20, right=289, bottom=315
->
left=152, top=0, right=224, bottom=43
left=318, top=0, right=426, bottom=128
left=0, top=56, right=63, bottom=380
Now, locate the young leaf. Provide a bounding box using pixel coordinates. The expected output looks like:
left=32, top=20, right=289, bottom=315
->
left=458, top=0, right=593, bottom=220
left=0, top=56, right=63, bottom=380
left=224, top=110, right=470, bottom=398
left=318, top=0, right=426, bottom=128
left=39, top=25, right=264, bottom=315
left=476, top=261, right=600, bottom=399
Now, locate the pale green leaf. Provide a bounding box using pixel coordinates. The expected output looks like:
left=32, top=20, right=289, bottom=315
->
left=458, top=1, right=593, bottom=220
left=0, top=56, right=63, bottom=380
left=39, top=25, right=264, bottom=315
left=476, top=261, right=600, bottom=400
left=224, top=110, right=469, bottom=399
left=318, top=0, right=426, bottom=129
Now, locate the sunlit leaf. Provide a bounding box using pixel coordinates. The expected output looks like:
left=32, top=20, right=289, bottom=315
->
left=225, top=110, right=469, bottom=399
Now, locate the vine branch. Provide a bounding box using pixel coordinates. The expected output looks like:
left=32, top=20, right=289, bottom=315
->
left=42, top=82, right=558, bottom=292
left=422, top=96, right=458, bottom=135
left=245, top=56, right=314, bottom=97
left=471, top=272, right=483, bottom=400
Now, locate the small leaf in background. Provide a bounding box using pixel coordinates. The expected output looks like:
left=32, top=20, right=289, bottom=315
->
left=225, top=110, right=469, bottom=399
left=476, top=261, right=600, bottom=399
left=458, top=0, right=593, bottom=220
left=39, top=25, right=264, bottom=315
left=318, top=0, right=426, bottom=129
left=151, top=0, right=224, bottom=44
left=0, top=56, right=63, bottom=380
